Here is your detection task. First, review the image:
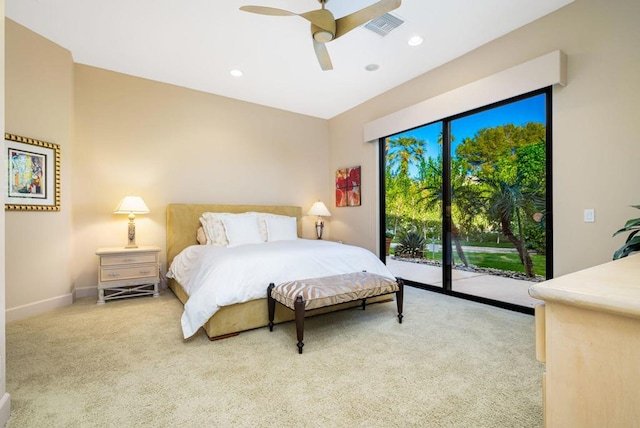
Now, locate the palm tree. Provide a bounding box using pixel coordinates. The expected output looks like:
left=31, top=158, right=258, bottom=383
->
left=386, top=136, right=425, bottom=179
left=385, top=136, right=428, bottom=238
left=418, top=155, right=480, bottom=266
left=482, top=177, right=535, bottom=277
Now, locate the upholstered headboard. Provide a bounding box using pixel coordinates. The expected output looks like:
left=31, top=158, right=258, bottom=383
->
left=166, top=203, right=302, bottom=267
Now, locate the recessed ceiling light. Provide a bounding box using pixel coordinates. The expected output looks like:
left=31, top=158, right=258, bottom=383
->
left=230, top=69, right=243, bottom=77
left=408, top=35, right=424, bottom=47
left=365, top=64, right=380, bottom=72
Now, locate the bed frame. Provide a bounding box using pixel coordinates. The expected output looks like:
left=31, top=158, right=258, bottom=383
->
left=166, top=203, right=391, bottom=340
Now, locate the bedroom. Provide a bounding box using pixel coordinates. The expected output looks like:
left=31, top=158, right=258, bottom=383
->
left=1, top=0, right=639, bottom=425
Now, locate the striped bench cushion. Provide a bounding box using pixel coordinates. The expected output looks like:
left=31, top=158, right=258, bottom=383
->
left=271, top=271, right=399, bottom=311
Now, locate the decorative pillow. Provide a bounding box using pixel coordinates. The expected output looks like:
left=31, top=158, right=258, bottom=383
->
left=196, top=227, right=207, bottom=245
left=200, top=213, right=230, bottom=246
left=220, top=213, right=263, bottom=247
left=247, top=212, right=269, bottom=242
left=265, top=215, right=298, bottom=242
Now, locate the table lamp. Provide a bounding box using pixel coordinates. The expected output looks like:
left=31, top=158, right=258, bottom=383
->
left=307, top=201, right=331, bottom=239
left=114, top=196, right=149, bottom=248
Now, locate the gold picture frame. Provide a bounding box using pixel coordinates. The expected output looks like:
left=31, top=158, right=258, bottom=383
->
left=4, top=133, right=61, bottom=211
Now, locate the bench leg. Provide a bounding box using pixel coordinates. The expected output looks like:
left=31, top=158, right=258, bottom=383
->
left=294, top=295, right=305, bottom=354
left=267, top=283, right=275, bottom=332
left=396, top=278, right=404, bottom=324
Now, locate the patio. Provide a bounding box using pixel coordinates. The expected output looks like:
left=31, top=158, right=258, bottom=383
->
left=386, top=257, right=543, bottom=308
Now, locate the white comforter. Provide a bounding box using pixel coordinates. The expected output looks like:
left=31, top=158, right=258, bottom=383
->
left=167, top=239, right=395, bottom=338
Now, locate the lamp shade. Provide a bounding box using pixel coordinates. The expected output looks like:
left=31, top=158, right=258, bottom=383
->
left=307, top=201, right=331, bottom=217
left=114, top=196, right=150, bottom=214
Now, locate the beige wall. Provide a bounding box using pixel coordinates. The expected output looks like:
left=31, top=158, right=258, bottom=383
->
left=4, top=20, right=74, bottom=311
left=328, top=0, right=640, bottom=276
left=71, top=65, right=330, bottom=292
left=1, top=0, right=11, bottom=423
left=5, top=19, right=329, bottom=311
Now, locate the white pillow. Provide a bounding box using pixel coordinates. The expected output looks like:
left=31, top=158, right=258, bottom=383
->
left=256, top=213, right=295, bottom=241
left=200, top=213, right=230, bottom=246
left=265, top=215, right=298, bottom=242
left=220, top=213, right=263, bottom=247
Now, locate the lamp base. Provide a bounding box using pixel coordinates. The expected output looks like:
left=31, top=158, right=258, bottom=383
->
left=126, top=216, right=138, bottom=248
left=315, top=220, right=324, bottom=240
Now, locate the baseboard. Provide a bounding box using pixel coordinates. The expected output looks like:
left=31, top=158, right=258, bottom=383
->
left=73, top=286, right=97, bottom=299
left=5, top=293, right=73, bottom=323
left=0, top=392, right=10, bottom=427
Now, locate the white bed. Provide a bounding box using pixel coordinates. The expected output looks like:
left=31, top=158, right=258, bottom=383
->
left=166, top=203, right=396, bottom=340
left=169, top=239, right=396, bottom=338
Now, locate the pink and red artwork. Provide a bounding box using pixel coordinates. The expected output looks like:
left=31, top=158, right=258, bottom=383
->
left=336, top=166, right=361, bottom=207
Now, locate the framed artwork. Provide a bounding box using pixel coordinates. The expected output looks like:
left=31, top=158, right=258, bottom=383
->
left=336, top=166, right=361, bottom=207
left=5, top=133, right=60, bottom=211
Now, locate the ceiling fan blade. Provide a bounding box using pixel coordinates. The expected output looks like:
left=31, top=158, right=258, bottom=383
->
left=239, top=6, right=297, bottom=17
left=300, top=9, right=336, bottom=34
left=313, top=40, right=333, bottom=71
left=241, top=6, right=335, bottom=35
left=335, top=0, right=401, bottom=39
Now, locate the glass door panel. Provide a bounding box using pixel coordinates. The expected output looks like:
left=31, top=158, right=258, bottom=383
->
left=449, top=94, right=548, bottom=308
left=385, top=122, right=443, bottom=287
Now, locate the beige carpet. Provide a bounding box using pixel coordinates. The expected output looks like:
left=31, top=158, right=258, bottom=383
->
left=6, top=287, right=544, bottom=427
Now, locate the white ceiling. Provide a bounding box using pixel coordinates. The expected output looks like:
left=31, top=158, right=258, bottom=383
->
left=6, top=0, right=573, bottom=119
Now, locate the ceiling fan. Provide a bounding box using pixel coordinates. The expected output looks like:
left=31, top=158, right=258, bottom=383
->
left=239, top=0, right=402, bottom=71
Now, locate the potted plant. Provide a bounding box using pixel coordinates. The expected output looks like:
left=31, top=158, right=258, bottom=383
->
left=613, top=205, right=640, bottom=259
left=385, top=230, right=395, bottom=256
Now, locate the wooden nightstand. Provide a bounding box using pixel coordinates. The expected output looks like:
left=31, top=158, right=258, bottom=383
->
left=95, top=246, right=161, bottom=304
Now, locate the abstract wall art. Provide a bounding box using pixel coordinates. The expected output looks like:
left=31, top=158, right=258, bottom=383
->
left=336, top=166, right=361, bottom=207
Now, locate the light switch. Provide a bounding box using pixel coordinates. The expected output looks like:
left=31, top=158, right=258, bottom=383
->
left=584, top=209, right=595, bottom=223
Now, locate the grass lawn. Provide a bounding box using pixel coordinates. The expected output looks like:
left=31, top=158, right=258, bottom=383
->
left=397, top=249, right=546, bottom=277
left=456, top=252, right=546, bottom=277
left=459, top=240, right=515, bottom=249
left=418, top=240, right=519, bottom=249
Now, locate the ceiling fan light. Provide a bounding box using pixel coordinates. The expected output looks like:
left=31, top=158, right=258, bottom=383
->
left=313, top=30, right=334, bottom=43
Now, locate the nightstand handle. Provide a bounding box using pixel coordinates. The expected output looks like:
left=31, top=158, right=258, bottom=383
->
left=108, top=272, right=121, bottom=277
left=123, top=258, right=135, bottom=262
left=139, top=269, right=152, bottom=275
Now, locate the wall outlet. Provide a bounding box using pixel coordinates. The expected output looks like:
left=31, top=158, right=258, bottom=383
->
left=584, top=209, right=595, bottom=223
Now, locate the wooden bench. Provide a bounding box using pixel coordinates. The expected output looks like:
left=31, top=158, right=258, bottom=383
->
left=267, top=271, right=404, bottom=354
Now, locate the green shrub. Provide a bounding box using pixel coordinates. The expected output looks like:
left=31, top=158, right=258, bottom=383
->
left=395, top=231, right=426, bottom=258
left=523, top=222, right=546, bottom=255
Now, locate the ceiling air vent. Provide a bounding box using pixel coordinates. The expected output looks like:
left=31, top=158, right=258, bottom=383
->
left=364, top=13, right=404, bottom=36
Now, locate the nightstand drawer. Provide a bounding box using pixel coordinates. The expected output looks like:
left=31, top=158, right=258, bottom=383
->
left=100, top=253, right=158, bottom=266
left=100, top=263, right=158, bottom=282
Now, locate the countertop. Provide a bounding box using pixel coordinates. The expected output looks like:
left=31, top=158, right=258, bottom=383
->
left=528, top=253, right=640, bottom=319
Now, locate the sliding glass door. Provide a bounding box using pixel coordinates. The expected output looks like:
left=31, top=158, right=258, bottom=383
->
left=382, top=88, right=552, bottom=312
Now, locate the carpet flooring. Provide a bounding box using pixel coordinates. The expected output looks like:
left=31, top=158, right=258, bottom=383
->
left=6, top=286, right=544, bottom=427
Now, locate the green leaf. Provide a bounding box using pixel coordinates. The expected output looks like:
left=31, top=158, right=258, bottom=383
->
left=626, top=229, right=640, bottom=243
left=613, top=235, right=640, bottom=259
left=612, top=218, right=640, bottom=236
left=624, top=218, right=640, bottom=228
